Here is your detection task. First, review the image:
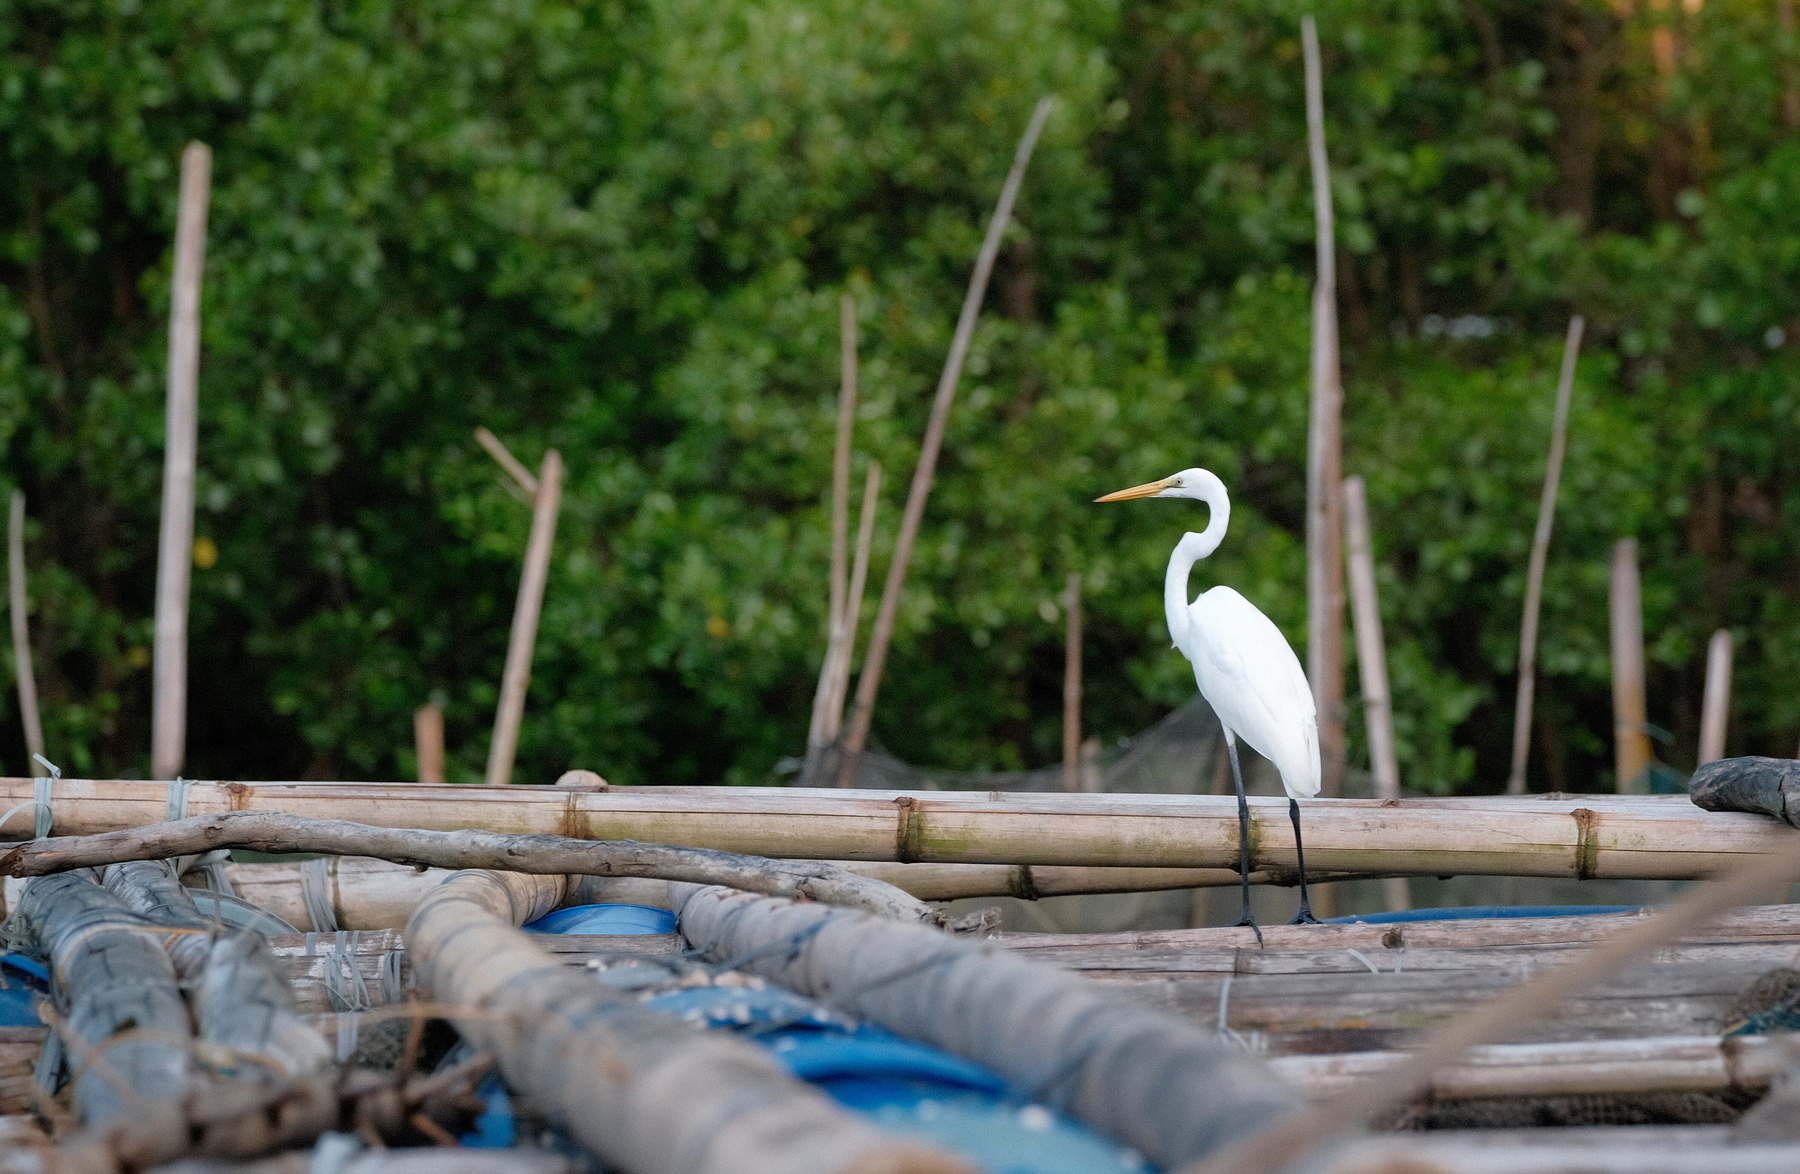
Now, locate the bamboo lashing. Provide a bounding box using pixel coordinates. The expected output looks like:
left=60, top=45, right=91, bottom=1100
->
left=1700, top=628, right=1733, bottom=766
left=486, top=448, right=563, bottom=786
left=1507, top=316, right=1584, bottom=795
left=838, top=95, right=1055, bottom=785
left=1302, top=16, right=1346, bottom=803
left=8, top=492, right=44, bottom=777
left=151, top=141, right=212, bottom=782
left=1340, top=476, right=1405, bottom=911
left=1611, top=537, right=1653, bottom=793
left=0, top=781, right=1788, bottom=879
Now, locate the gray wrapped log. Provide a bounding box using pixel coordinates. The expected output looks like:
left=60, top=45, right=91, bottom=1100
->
left=1691, top=757, right=1800, bottom=829
left=406, top=869, right=976, bottom=1174
left=100, top=860, right=329, bottom=1078
left=670, top=883, right=1301, bottom=1172
left=10, top=872, right=191, bottom=1130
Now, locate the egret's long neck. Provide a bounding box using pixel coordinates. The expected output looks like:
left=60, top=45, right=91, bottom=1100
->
left=1163, top=477, right=1230, bottom=649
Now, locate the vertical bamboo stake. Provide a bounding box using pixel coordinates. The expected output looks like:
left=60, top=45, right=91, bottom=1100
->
left=1782, top=0, right=1800, bottom=130
left=1506, top=317, right=1585, bottom=795
left=485, top=450, right=563, bottom=787
left=1302, top=17, right=1346, bottom=801
left=838, top=96, right=1055, bottom=787
left=9, top=492, right=44, bottom=776
left=808, top=296, right=860, bottom=752
left=1342, top=477, right=1406, bottom=910
left=1611, top=538, right=1652, bottom=793
left=1062, top=573, right=1082, bottom=793
left=1698, top=628, right=1733, bottom=766
left=825, top=461, right=881, bottom=750
left=474, top=427, right=539, bottom=497
left=414, top=704, right=445, bottom=785
left=152, top=142, right=212, bottom=782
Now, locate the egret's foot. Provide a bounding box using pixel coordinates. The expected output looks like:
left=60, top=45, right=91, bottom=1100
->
left=1287, top=906, right=1322, bottom=926
left=1226, top=908, right=1265, bottom=947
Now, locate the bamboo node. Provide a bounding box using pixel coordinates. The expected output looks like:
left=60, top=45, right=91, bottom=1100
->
left=894, top=795, right=921, bottom=864
left=1573, top=807, right=1600, bottom=880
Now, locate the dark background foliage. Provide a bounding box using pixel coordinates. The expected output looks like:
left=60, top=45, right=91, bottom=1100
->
left=2, top=0, right=1796, bottom=791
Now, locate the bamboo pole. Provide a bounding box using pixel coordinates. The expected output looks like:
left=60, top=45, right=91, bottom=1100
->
left=1507, top=316, right=1585, bottom=795
left=1302, top=17, right=1347, bottom=802
left=826, top=461, right=880, bottom=748
left=412, top=703, right=444, bottom=784
left=1611, top=538, right=1653, bottom=793
left=473, top=426, right=538, bottom=498
left=838, top=96, right=1055, bottom=786
left=0, top=781, right=1789, bottom=879
left=808, top=295, right=860, bottom=753
left=8, top=492, right=44, bottom=776
left=1271, top=1034, right=1780, bottom=1102
left=1699, top=628, right=1733, bottom=766
left=1341, top=477, right=1405, bottom=911
left=485, top=449, right=562, bottom=786
left=1062, top=572, right=1082, bottom=793
left=152, top=141, right=212, bottom=782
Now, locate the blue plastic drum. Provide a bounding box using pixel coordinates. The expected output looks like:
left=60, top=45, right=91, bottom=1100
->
left=522, top=903, right=677, bottom=935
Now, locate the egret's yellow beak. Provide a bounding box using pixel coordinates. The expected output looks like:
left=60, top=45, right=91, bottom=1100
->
left=1094, top=477, right=1174, bottom=503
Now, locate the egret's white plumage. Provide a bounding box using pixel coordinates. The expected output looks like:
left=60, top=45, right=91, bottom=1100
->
left=1098, top=466, right=1323, bottom=930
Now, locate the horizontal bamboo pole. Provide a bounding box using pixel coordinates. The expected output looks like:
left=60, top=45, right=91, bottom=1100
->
left=1271, top=1034, right=1779, bottom=1101
left=0, top=780, right=1789, bottom=879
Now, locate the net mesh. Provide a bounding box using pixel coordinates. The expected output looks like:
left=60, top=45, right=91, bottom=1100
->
left=789, top=695, right=1228, bottom=794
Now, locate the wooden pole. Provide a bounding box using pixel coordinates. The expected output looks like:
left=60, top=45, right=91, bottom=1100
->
left=151, top=142, right=211, bottom=782
left=838, top=96, right=1055, bottom=786
left=485, top=449, right=562, bottom=786
left=413, top=703, right=445, bottom=784
left=1699, top=628, right=1733, bottom=766
left=1611, top=538, right=1653, bottom=793
left=1, top=782, right=1792, bottom=880
left=1341, top=477, right=1405, bottom=911
left=473, top=426, right=538, bottom=498
left=1301, top=17, right=1346, bottom=801
left=8, top=492, right=44, bottom=776
left=825, top=461, right=881, bottom=748
left=1507, top=316, right=1585, bottom=795
left=1062, top=573, right=1082, bottom=792
left=808, top=297, right=860, bottom=753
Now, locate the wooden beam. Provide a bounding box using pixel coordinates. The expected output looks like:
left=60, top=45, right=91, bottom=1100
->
left=151, top=141, right=212, bottom=781
left=0, top=781, right=1792, bottom=878
left=1508, top=316, right=1584, bottom=795
left=1611, top=537, right=1653, bottom=793
left=1699, top=628, right=1733, bottom=766
left=1302, top=17, right=1346, bottom=801
left=7, top=492, right=43, bottom=777
left=486, top=449, right=562, bottom=786
left=839, top=96, right=1055, bottom=785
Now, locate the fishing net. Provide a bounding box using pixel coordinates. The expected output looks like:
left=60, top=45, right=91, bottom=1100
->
left=788, top=694, right=1231, bottom=794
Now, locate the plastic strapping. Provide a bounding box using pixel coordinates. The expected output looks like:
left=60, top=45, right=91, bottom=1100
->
left=31, top=1028, right=63, bottom=1096
left=164, top=778, right=192, bottom=823
left=32, top=776, right=52, bottom=839
left=301, top=858, right=339, bottom=933
left=379, top=949, right=403, bottom=1005
left=335, top=1012, right=359, bottom=1064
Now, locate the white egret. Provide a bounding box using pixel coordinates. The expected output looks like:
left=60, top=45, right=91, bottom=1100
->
left=1097, top=468, right=1322, bottom=938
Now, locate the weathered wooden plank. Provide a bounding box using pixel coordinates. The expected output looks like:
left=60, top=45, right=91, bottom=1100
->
left=1323, top=1129, right=1800, bottom=1174
left=0, top=1028, right=46, bottom=1115
left=1, top=782, right=1791, bottom=878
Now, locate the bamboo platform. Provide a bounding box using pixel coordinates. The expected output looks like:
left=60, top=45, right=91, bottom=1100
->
left=0, top=780, right=1791, bottom=878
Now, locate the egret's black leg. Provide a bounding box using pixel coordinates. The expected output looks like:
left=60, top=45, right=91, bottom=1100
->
left=1223, top=738, right=1263, bottom=946
left=1286, top=797, right=1322, bottom=925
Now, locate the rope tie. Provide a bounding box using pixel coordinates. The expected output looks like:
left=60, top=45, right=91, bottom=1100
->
left=0, top=755, right=62, bottom=839
left=334, top=1012, right=360, bottom=1065
left=163, top=778, right=192, bottom=823
left=301, top=858, right=339, bottom=934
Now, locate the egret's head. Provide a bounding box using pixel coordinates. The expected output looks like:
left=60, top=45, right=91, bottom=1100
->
left=1094, top=468, right=1212, bottom=503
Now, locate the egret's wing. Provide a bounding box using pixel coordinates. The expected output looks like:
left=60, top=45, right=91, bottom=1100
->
left=1185, top=587, right=1321, bottom=799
